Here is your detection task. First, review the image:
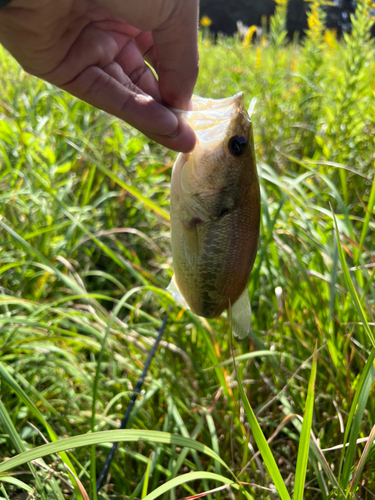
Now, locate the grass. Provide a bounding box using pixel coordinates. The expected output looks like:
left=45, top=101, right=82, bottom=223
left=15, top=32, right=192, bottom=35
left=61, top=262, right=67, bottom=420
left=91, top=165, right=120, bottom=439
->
left=1, top=0, right=375, bottom=498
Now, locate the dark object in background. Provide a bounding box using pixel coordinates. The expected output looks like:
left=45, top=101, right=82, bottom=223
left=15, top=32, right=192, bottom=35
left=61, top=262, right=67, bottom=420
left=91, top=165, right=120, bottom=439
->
left=199, top=0, right=275, bottom=38
left=323, top=0, right=356, bottom=35
left=200, top=0, right=359, bottom=38
left=286, top=0, right=309, bottom=38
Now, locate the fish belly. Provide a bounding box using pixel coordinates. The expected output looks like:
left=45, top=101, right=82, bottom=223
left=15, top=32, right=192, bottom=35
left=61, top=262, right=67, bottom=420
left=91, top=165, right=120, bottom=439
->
left=171, top=207, right=259, bottom=318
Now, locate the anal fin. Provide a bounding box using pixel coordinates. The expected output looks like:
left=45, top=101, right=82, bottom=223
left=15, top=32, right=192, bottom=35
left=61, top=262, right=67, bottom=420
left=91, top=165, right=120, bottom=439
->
left=167, top=275, right=190, bottom=309
left=231, top=288, right=252, bottom=339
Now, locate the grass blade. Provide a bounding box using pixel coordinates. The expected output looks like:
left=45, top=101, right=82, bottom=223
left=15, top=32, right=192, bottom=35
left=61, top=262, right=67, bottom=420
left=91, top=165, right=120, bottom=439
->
left=94, top=162, right=170, bottom=222
left=236, top=377, right=292, bottom=500
left=0, top=219, right=84, bottom=296
left=331, top=207, right=375, bottom=347
left=0, top=476, right=34, bottom=493
left=293, top=343, right=317, bottom=500
left=0, top=399, right=48, bottom=500
left=0, top=362, right=83, bottom=498
left=141, top=454, right=153, bottom=499
left=358, top=174, right=375, bottom=258
left=0, top=430, right=230, bottom=475
left=142, top=472, right=238, bottom=500
left=349, top=424, right=375, bottom=494
left=339, top=349, right=375, bottom=489
left=63, top=141, right=170, bottom=222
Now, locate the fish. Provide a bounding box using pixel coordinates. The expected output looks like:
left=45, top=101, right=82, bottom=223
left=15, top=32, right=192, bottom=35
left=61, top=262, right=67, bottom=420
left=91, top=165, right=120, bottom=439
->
left=167, top=93, right=260, bottom=338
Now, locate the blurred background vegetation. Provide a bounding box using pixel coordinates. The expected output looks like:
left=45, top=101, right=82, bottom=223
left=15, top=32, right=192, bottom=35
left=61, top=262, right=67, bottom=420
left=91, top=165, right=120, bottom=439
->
left=0, top=0, right=375, bottom=499
left=200, top=0, right=360, bottom=38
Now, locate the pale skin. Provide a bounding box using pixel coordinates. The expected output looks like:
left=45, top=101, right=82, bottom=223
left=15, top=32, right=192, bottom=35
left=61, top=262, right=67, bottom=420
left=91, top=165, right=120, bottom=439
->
left=0, top=0, right=199, bottom=152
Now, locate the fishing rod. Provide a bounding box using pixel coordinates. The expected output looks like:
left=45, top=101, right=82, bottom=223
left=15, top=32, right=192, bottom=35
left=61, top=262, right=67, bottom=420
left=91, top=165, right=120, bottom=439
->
left=95, top=312, right=168, bottom=496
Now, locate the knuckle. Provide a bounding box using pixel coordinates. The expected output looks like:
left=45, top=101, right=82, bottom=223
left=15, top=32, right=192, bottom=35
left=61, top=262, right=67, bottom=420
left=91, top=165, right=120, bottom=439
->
left=119, top=89, right=135, bottom=116
left=78, top=68, right=112, bottom=103
left=128, top=63, right=149, bottom=87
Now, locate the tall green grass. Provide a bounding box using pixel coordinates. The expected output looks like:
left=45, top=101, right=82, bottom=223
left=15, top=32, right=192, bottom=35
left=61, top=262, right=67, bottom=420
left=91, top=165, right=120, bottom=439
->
left=1, top=0, right=375, bottom=498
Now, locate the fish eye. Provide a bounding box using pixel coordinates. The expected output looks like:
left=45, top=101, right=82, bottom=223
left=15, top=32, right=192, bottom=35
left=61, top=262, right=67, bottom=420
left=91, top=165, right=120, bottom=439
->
left=228, top=135, right=247, bottom=157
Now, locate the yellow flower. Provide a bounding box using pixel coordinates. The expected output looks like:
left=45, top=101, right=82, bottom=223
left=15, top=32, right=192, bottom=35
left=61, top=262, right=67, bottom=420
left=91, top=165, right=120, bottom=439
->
left=243, top=25, right=257, bottom=47
left=275, top=0, right=288, bottom=5
left=324, top=29, right=337, bottom=49
left=255, top=47, right=262, bottom=69
left=307, top=2, right=323, bottom=39
left=260, top=35, right=268, bottom=47
left=200, top=16, right=212, bottom=28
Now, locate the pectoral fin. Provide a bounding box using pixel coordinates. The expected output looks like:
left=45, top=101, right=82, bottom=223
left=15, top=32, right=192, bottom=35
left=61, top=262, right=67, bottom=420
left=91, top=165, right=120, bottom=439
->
left=167, top=275, right=190, bottom=309
left=231, top=288, right=252, bottom=339
left=183, top=223, right=199, bottom=268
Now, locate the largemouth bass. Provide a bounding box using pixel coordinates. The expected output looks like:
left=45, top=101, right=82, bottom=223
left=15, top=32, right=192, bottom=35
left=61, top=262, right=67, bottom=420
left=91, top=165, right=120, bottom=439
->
left=168, top=93, right=260, bottom=338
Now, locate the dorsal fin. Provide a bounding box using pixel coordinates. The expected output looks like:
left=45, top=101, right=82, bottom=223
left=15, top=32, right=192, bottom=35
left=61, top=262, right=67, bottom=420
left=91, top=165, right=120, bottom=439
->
left=231, top=288, right=252, bottom=339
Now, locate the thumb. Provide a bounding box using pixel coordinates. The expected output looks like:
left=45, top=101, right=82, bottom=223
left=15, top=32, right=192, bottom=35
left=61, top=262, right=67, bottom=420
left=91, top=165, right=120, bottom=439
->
left=153, top=1, right=199, bottom=110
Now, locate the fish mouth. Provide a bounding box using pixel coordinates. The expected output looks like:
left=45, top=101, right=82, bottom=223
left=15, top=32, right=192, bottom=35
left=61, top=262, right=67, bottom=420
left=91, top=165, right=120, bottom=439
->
left=169, top=93, right=244, bottom=114
left=169, top=93, right=249, bottom=147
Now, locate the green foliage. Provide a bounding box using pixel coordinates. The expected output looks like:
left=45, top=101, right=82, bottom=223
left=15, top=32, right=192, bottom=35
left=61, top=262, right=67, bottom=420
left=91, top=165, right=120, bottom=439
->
left=293, top=344, right=317, bottom=500
left=236, top=366, right=292, bottom=500
left=1, top=5, right=375, bottom=499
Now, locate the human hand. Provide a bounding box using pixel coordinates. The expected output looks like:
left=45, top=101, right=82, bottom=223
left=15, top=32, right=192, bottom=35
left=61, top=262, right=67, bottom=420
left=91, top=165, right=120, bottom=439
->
left=0, top=0, right=199, bottom=152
